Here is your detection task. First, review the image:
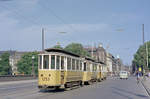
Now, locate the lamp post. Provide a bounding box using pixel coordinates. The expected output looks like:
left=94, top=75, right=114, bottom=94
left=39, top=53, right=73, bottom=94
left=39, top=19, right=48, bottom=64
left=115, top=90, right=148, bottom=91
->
left=32, top=56, right=35, bottom=77
left=146, top=42, right=149, bottom=69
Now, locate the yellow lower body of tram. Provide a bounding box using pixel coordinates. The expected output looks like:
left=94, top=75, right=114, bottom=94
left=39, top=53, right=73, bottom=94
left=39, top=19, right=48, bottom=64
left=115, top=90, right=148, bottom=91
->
left=38, top=70, right=61, bottom=89
left=38, top=69, right=83, bottom=89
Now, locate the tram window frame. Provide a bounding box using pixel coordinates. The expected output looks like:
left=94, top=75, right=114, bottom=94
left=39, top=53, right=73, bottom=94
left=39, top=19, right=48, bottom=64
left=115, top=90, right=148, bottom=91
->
left=43, top=55, right=49, bottom=69
left=83, top=62, right=87, bottom=71
left=95, top=64, right=97, bottom=71
left=80, top=60, right=82, bottom=71
left=56, top=55, right=60, bottom=70
left=72, top=59, right=75, bottom=70
left=38, top=55, right=42, bottom=69
left=61, top=56, right=65, bottom=70
left=67, top=57, right=71, bottom=70
left=87, top=63, right=90, bottom=72
left=92, top=64, right=94, bottom=71
left=76, top=60, right=79, bottom=70
left=51, top=55, right=55, bottom=69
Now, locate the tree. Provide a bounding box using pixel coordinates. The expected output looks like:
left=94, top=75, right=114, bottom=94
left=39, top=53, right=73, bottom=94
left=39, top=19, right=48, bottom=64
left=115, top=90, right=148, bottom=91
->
left=17, top=52, right=39, bottom=75
left=64, top=43, right=90, bottom=57
left=53, top=44, right=63, bottom=49
left=0, top=52, right=11, bottom=75
left=133, top=41, right=150, bottom=70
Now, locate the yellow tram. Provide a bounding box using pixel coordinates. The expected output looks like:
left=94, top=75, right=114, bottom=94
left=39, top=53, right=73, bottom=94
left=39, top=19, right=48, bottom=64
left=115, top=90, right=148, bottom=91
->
left=38, top=48, right=83, bottom=90
left=38, top=48, right=107, bottom=90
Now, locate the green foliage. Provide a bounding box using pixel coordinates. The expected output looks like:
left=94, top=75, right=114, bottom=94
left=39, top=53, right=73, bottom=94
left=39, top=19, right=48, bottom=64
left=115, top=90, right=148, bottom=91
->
left=64, top=43, right=91, bottom=57
left=0, top=52, right=11, bottom=75
left=53, top=45, right=63, bottom=49
left=17, top=52, right=39, bottom=75
left=133, top=41, right=150, bottom=69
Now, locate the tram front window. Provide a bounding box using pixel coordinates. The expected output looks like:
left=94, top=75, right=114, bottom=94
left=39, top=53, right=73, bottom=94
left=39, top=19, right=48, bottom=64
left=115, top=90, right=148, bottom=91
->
left=51, top=55, right=55, bottom=69
left=38, top=55, right=42, bottom=69
left=56, top=56, right=60, bottom=69
left=43, top=55, right=49, bottom=69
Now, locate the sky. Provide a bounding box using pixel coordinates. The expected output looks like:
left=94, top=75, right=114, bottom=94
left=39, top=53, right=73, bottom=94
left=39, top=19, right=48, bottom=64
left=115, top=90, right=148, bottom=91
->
left=0, top=0, right=150, bottom=65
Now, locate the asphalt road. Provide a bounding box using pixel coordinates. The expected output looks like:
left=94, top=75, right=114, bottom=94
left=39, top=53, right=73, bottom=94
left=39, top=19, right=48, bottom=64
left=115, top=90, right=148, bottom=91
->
left=0, top=77, right=149, bottom=99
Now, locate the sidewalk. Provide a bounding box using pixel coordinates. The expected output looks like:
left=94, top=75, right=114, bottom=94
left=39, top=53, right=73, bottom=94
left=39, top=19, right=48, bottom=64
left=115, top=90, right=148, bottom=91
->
left=142, top=77, right=150, bottom=96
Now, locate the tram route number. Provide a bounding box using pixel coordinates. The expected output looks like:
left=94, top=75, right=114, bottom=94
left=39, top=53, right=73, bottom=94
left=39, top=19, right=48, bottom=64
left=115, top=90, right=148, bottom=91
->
left=42, top=77, right=50, bottom=81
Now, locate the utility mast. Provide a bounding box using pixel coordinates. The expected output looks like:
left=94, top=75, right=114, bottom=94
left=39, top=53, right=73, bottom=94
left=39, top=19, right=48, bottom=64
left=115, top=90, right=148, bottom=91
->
left=42, top=28, right=44, bottom=52
left=143, top=24, right=145, bottom=45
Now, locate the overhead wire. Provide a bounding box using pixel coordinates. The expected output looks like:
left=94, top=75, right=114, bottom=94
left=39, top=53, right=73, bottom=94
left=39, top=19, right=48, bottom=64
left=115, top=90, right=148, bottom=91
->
left=0, top=1, right=77, bottom=33
left=38, top=2, right=77, bottom=33
left=0, top=2, right=41, bottom=25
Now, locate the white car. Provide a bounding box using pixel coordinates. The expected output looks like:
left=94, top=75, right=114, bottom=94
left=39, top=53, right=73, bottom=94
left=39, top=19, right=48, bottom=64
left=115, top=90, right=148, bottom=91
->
left=119, top=71, right=128, bottom=79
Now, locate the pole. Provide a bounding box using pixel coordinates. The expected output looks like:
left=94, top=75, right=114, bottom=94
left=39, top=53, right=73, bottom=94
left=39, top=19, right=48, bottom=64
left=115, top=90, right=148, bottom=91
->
left=32, top=57, right=35, bottom=77
left=42, top=28, right=44, bottom=51
left=143, top=24, right=145, bottom=45
left=146, top=42, right=149, bottom=68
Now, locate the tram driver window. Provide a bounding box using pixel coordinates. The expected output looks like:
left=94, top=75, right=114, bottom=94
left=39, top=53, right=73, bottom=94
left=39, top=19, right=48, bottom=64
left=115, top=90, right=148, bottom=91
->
left=43, top=55, right=49, bottom=69
left=38, top=55, right=42, bottom=69
left=51, top=55, right=55, bottom=69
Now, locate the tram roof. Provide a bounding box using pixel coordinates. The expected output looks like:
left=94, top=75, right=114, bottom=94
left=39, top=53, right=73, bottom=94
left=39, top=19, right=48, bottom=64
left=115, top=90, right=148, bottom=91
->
left=45, top=48, right=80, bottom=57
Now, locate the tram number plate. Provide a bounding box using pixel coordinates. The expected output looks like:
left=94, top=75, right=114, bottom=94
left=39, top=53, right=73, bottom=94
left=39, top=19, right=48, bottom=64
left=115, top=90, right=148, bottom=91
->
left=42, top=77, right=50, bottom=81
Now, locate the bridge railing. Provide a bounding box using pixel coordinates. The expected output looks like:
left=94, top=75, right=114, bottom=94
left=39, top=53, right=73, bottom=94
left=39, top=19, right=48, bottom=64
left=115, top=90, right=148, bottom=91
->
left=0, top=75, right=37, bottom=82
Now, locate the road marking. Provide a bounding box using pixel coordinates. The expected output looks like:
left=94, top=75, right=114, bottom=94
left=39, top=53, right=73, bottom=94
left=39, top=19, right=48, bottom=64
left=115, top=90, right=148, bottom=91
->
left=141, top=80, right=150, bottom=97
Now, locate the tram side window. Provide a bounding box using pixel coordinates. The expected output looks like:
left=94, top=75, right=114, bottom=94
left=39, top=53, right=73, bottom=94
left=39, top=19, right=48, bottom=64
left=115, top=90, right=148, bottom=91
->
left=38, top=55, right=42, bottom=69
left=43, top=55, right=49, bottom=69
left=80, top=61, right=82, bottom=70
left=95, top=65, right=97, bottom=71
left=87, top=63, right=90, bottom=71
left=72, top=59, right=75, bottom=70
left=67, top=57, right=71, bottom=70
left=61, top=56, right=64, bottom=70
left=76, top=60, right=79, bottom=70
left=83, top=62, right=87, bottom=71
left=56, top=56, right=60, bottom=70
left=51, top=55, right=55, bottom=69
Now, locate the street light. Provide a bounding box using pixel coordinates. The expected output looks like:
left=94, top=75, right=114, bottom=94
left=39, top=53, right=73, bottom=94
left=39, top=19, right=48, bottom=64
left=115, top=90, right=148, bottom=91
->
left=32, top=55, right=35, bottom=77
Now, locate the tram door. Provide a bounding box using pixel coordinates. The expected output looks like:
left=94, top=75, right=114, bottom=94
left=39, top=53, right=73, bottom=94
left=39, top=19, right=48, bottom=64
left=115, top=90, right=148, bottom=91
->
left=83, top=62, right=87, bottom=71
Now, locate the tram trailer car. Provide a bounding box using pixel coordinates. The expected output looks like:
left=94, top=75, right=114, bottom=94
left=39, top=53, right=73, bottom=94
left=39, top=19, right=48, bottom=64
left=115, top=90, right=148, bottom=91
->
left=38, top=48, right=83, bottom=90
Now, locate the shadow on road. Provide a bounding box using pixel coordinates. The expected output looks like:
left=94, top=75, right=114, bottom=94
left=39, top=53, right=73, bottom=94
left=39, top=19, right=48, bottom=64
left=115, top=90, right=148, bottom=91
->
left=39, top=89, right=65, bottom=93
left=111, top=87, right=149, bottom=99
